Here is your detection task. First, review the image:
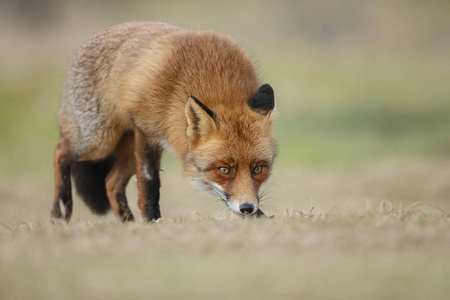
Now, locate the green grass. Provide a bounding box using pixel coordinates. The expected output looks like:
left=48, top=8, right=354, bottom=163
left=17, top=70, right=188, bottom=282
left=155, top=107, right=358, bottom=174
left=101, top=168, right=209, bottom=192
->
left=0, top=64, right=63, bottom=182
left=275, top=105, right=450, bottom=165
left=1, top=52, right=450, bottom=180
left=260, top=52, right=450, bottom=166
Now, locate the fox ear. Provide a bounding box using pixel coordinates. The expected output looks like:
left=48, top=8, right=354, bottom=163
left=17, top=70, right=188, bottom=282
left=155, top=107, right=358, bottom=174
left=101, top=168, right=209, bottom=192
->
left=185, top=96, right=217, bottom=141
left=248, top=84, right=275, bottom=116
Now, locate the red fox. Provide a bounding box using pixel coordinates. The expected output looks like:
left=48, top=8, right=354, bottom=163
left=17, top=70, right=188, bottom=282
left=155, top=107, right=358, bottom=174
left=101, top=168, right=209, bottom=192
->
left=51, top=22, right=276, bottom=223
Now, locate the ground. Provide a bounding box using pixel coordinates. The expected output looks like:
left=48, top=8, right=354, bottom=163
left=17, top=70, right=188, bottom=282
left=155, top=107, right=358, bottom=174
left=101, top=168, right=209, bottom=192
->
left=1, top=161, right=449, bottom=300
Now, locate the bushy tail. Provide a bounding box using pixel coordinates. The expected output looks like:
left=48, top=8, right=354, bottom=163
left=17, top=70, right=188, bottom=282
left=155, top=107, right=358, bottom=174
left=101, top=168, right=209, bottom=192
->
left=71, top=155, right=115, bottom=215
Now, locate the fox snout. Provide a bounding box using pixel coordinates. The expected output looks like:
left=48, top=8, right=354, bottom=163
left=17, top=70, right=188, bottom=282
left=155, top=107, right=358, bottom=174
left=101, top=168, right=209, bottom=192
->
left=225, top=197, right=259, bottom=216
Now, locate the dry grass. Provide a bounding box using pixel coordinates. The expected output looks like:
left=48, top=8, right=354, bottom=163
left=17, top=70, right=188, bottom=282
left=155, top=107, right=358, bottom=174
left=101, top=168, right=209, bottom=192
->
left=1, top=161, right=449, bottom=300
left=0, top=205, right=449, bottom=300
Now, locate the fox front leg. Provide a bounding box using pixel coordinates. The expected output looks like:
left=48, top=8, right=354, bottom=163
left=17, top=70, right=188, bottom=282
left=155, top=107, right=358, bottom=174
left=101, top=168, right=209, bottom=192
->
left=135, top=129, right=163, bottom=222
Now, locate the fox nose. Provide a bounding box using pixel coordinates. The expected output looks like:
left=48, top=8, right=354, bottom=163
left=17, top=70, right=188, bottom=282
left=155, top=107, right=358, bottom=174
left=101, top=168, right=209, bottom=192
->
left=239, top=203, right=255, bottom=214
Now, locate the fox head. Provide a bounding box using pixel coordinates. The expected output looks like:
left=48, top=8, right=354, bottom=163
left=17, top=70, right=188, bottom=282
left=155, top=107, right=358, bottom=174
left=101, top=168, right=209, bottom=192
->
left=184, top=84, right=276, bottom=216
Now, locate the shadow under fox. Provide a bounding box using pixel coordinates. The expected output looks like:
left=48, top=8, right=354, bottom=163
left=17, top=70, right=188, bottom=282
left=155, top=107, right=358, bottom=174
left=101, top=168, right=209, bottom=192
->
left=52, top=22, right=276, bottom=223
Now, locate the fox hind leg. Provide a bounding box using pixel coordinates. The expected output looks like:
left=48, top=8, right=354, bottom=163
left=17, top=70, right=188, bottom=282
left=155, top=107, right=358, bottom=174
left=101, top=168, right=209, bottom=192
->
left=105, top=132, right=136, bottom=222
left=51, top=137, right=74, bottom=224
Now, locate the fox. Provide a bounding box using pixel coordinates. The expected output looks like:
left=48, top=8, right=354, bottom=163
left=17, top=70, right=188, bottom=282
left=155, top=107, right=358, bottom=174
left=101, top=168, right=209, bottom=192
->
left=51, top=22, right=277, bottom=224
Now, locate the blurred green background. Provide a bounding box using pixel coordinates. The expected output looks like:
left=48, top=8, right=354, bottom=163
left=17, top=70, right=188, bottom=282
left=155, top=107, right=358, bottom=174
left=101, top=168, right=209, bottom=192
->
left=0, top=0, right=449, bottom=218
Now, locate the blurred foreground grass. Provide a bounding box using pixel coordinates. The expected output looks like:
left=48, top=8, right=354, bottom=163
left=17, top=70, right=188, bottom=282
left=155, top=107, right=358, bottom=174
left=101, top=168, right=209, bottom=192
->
left=1, top=203, right=449, bottom=300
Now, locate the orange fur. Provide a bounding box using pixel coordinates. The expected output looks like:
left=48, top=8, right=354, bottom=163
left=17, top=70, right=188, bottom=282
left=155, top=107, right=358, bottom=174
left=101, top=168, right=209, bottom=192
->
left=53, top=22, right=276, bottom=222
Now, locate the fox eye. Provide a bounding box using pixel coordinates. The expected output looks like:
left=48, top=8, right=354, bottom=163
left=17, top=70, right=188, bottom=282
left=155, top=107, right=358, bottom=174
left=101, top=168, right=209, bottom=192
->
left=253, top=166, right=263, bottom=175
left=218, top=167, right=230, bottom=175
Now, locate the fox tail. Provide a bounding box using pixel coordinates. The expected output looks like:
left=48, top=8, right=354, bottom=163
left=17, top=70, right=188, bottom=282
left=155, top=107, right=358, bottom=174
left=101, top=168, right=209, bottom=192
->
left=71, top=155, right=115, bottom=214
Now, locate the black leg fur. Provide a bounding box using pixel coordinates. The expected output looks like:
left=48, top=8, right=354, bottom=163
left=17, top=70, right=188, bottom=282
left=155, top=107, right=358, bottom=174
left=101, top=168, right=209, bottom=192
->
left=139, top=145, right=162, bottom=221
left=135, top=128, right=163, bottom=222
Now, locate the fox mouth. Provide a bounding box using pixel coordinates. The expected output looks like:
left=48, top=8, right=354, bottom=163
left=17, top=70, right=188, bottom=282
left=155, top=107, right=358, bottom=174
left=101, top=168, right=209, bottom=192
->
left=202, top=182, right=260, bottom=217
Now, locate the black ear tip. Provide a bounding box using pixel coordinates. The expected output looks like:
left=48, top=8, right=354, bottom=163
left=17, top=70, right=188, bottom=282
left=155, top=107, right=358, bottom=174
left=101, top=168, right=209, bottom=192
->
left=248, top=83, right=275, bottom=114
left=260, top=83, right=274, bottom=94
